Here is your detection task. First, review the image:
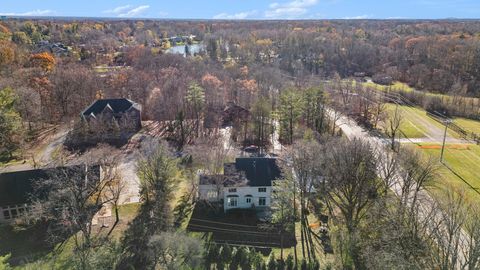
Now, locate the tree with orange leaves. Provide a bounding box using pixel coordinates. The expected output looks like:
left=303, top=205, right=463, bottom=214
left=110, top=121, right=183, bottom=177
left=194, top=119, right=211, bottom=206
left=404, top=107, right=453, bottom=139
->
left=0, top=41, right=14, bottom=67
left=30, top=52, right=56, bottom=72
left=0, top=24, right=10, bottom=41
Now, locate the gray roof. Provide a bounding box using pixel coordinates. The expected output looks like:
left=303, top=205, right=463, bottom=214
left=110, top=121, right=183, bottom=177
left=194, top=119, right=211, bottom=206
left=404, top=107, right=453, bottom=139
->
left=82, top=98, right=140, bottom=118
left=234, top=157, right=281, bottom=187
left=199, top=157, right=281, bottom=187
left=0, top=165, right=100, bottom=207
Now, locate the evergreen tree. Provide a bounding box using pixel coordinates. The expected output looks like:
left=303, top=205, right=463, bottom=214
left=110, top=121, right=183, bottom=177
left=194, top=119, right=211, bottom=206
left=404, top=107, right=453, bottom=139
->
left=300, top=259, right=307, bottom=270
left=267, top=252, right=277, bottom=270
left=0, top=87, right=22, bottom=161
left=251, top=98, right=272, bottom=147
left=186, top=81, right=205, bottom=137
left=278, top=89, right=304, bottom=144
left=285, top=254, right=295, bottom=270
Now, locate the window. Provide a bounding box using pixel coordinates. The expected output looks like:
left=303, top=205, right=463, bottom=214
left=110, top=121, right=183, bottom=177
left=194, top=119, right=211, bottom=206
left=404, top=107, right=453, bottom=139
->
left=259, top=197, right=266, bottom=206
left=228, top=188, right=237, bottom=193
left=227, top=197, right=238, bottom=207
left=3, top=210, right=10, bottom=220
left=258, top=187, right=267, bottom=192
left=10, top=209, right=17, bottom=218
left=207, top=190, right=218, bottom=199
left=246, top=197, right=252, bottom=204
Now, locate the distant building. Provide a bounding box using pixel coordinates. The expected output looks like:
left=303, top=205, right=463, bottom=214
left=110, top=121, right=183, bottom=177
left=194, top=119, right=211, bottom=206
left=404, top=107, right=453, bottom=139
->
left=198, top=157, right=282, bottom=212
left=65, top=98, right=142, bottom=149
left=222, top=102, right=250, bottom=127
left=0, top=166, right=100, bottom=223
left=34, top=41, right=69, bottom=56
left=81, top=98, right=142, bottom=132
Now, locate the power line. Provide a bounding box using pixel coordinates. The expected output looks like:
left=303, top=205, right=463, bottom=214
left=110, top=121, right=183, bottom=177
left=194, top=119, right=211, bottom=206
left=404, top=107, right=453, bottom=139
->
left=278, top=72, right=480, bottom=197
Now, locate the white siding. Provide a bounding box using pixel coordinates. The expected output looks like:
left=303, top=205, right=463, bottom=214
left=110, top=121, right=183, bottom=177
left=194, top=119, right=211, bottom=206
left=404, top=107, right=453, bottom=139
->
left=198, top=184, right=224, bottom=202
left=224, top=186, right=271, bottom=211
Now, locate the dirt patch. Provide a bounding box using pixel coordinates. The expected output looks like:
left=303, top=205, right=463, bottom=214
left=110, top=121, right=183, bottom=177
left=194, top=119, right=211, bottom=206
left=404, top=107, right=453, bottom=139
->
left=417, top=144, right=471, bottom=150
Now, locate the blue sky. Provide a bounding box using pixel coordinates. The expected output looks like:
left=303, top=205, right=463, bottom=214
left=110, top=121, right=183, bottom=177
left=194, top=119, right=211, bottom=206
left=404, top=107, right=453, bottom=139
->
left=1, top=0, right=479, bottom=19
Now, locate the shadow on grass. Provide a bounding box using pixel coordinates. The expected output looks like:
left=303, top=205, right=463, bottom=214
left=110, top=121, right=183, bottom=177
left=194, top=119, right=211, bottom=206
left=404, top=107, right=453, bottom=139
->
left=187, top=201, right=296, bottom=254
left=442, top=161, right=480, bottom=196
left=0, top=222, right=55, bottom=266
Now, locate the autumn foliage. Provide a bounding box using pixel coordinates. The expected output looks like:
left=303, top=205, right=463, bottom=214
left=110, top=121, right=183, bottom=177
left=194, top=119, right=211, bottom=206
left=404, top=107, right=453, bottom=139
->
left=0, top=23, right=10, bottom=34
left=30, top=52, right=56, bottom=72
left=0, top=41, right=14, bottom=66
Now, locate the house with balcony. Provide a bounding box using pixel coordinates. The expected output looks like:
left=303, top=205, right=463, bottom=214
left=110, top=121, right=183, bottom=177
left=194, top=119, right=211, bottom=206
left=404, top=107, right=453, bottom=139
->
left=198, top=157, right=281, bottom=212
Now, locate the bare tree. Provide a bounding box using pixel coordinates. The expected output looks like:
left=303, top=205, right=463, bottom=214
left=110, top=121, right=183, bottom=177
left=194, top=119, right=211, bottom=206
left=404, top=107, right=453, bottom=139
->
left=317, top=138, right=379, bottom=269
left=31, top=157, right=123, bottom=270
left=385, top=103, right=403, bottom=151
left=430, top=189, right=468, bottom=270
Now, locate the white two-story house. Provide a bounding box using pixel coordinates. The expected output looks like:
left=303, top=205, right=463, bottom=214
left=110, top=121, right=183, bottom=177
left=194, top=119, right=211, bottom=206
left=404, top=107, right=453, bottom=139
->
left=198, top=157, right=281, bottom=212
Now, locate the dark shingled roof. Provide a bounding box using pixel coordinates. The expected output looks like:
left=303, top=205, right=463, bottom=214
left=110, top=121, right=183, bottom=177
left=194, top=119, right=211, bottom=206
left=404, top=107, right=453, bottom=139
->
left=82, top=98, right=138, bottom=117
left=0, top=169, right=46, bottom=206
left=0, top=166, right=100, bottom=207
left=234, top=158, right=281, bottom=187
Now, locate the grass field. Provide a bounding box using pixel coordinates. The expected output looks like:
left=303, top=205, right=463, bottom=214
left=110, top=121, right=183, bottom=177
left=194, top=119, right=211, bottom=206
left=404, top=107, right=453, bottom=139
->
left=383, top=104, right=428, bottom=138
left=454, top=118, right=480, bottom=135
left=360, top=80, right=480, bottom=108
left=362, top=81, right=414, bottom=93
left=413, top=143, right=480, bottom=205
left=382, top=102, right=480, bottom=206
left=382, top=104, right=459, bottom=139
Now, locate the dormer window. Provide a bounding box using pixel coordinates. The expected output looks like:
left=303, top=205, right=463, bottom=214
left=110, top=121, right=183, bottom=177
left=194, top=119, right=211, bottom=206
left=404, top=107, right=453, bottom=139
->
left=228, top=188, right=237, bottom=193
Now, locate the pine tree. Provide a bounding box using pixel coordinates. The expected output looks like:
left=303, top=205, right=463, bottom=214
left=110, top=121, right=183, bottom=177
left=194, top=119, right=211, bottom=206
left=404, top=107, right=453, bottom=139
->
left=285, top=254, right=295, bottom=270
left=0, top=87, right=22, bottom=161
left=278, top=89, right=304, bottom=144
left=267, top=252, right=277, bottom=270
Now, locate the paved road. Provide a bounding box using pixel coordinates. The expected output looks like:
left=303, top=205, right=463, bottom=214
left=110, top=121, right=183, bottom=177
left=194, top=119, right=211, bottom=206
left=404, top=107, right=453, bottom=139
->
left=328, top=109, right=469, bottom=268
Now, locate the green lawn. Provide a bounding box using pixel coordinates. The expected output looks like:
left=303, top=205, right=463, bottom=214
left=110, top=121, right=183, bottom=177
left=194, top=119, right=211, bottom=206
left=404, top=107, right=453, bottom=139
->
left=382, top=104, right=425, bottom=138
left=382, top=104, right=465, bottom=139
left=454, top=118, right=480, bottom=135
left=0, top=223, right=53, bottom=266
left=361, top=80, right=480, bottom=108
left=362, top=81, right=414, bottom=93
left=1, top=203, right=141, bottom=268
left=415, top=143, right=480, bottom=205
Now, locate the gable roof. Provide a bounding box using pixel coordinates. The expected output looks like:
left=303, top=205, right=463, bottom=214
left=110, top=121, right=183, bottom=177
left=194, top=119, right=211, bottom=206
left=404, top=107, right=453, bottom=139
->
left=82, top=98, right=140, bottom=117
left=0, top=166, right=100, bottom=207
left=234, top=157, right=281, bottom=187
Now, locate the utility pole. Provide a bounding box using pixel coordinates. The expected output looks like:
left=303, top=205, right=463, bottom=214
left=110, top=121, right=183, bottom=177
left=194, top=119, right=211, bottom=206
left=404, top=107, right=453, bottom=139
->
left=440, top=119, right=451, bottom=163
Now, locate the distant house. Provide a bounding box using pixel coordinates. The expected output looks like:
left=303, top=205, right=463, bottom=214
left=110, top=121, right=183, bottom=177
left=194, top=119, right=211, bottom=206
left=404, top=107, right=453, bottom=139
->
left=222, top=102, right=250, bottom=127
left=64, top=98, right=142, bottom=149
left=0, top=166, right=100, bottom=223
left=198, top=157, right=281, bottom=212
left=81, top=98, right=142, bottom=132
left=34, top=41, right=69, bottom=56
left=372, top=74, right=393, bottom=86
